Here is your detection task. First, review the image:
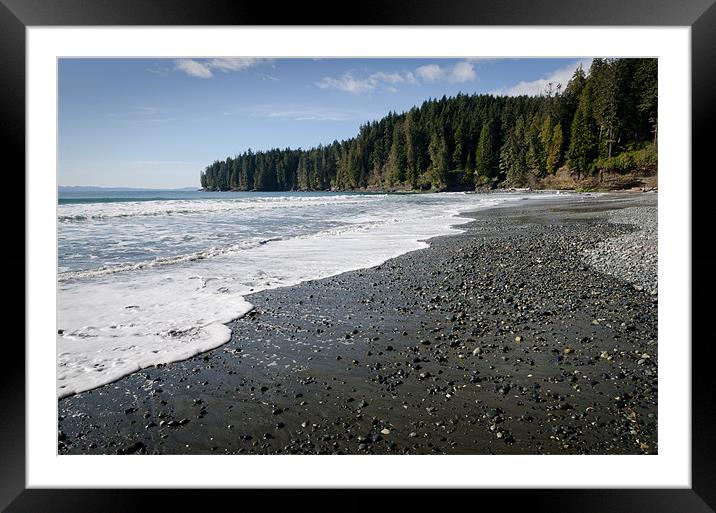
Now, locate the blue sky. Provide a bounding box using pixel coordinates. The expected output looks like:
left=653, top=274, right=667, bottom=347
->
left=59, top=57, right=591, bottom=188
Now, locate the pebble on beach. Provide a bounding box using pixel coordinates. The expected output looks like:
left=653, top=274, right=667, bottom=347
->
left=58, top=193, right=658, bottom=456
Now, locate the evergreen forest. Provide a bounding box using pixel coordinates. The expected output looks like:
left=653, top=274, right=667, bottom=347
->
left=200, top=58, right=657, bottom=192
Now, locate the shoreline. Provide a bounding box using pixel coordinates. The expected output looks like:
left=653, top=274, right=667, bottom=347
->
left=57, top=191, right=536, bottom=398
left=58, top=192, right=658, bottom=455
left=199, top=183, right=658, bottom=195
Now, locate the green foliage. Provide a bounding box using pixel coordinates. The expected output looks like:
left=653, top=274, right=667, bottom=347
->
left=635, top=59, right=658, bottom=144
left=567, top=94, right=597, bottom=174
left=594, top=145, right=657, bottom=172
left=525, top=114, right=546, bottom=176
left=546, top=123, right=563, bottom=174
left=475, top=119, right=498, bottom=183
left=200, top=59, right=657, bottom=191
left=500, top=116, right=528, bottom=186
left=387, top=121, right=407, bottom=185
left=428, top=131, right=449, bottom=190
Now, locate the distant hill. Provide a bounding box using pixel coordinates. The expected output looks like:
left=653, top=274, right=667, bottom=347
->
left=59, top=186, right=199, bottom=192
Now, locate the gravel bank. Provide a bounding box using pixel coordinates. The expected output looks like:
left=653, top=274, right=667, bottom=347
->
left=583, top=192, right=658, bottom=295
left=58, top=192, right=658, bottom=456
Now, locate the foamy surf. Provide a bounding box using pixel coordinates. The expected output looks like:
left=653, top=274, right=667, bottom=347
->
left=58, top=194, right=384, bottom=222
left=57, top=191, right=567, bottom=398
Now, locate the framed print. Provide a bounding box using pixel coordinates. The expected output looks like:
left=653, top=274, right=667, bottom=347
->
left=3, top=0, right=715, bottom=510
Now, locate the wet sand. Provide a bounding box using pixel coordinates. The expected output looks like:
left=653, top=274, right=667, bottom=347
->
left=58, top=192, right=658, bottom=455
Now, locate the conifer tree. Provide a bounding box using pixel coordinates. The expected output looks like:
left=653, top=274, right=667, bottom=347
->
left=525, top=114, right=546, bottom=176
left=500, top=116, right=528, bottom=186
left=404, top=110, right=418, bottom=187
left=475, top=119, right=497, bottom=185
left=546, top=123, right=563, bottom=174
left=388, top=121, right=407, bottom=185
left=567, top=95, right=597, bottom=177
left=428, top=131, right=449, bottom=190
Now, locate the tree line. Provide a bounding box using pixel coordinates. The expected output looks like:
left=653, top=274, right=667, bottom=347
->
left=200, top=58, right=657, bottom=192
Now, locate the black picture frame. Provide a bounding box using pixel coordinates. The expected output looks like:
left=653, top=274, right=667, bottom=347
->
left=2, top=0, right=714, bottom=510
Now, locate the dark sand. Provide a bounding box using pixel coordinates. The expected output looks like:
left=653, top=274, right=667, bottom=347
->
left=58, top=193, right=658, bottom=455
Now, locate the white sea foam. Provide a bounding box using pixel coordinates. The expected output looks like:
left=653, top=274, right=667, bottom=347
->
left=57, top=237, right=284, bottom=282
left=58, top=194, right=383, bottom=222
left=57, top=191, right=567, bottom=398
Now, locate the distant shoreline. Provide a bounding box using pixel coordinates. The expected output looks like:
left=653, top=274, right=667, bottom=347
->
left=199, top=168, right=657, bottom=195
left=59, top=186, right=200, bottom=192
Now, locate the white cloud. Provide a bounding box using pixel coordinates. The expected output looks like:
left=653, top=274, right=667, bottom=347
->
left=174, top=58, right=272, bottom=78
left=237, top=104, right=378, bottom=122
left=372, top=71, right=417, bottom=85
left=450, top=61, right=477, bottom=83
left=415, top=61, right=476, bottom=83
left=315, top=70, right=421, bottom=94
left=257, top=72, right=280, bottom=81
left=316, top=72, right=379, bottom=94
left=175, top=59, right=213, bottom=79
left=490, top=58, right=593, bottom=97
left=317, top=61, right=476, bottom=94
left=415, top=64, right=444, bottom=82
left=209, top=58, right=266, bottom=72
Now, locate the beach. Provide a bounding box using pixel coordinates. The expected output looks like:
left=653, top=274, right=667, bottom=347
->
left=58, top=192, right=658, bottom=455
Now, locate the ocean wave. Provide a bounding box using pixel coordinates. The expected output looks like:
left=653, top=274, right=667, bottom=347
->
left=57, top=214, right=418, bottom=281
left=56, top=192, right=568, bottom=398
left=57, top=237, right=285, bottom=282
left=58, top=195, right=385, bottom=222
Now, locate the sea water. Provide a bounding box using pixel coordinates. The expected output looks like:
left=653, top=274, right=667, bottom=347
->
left=57, top=189, right=565, bottom=398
